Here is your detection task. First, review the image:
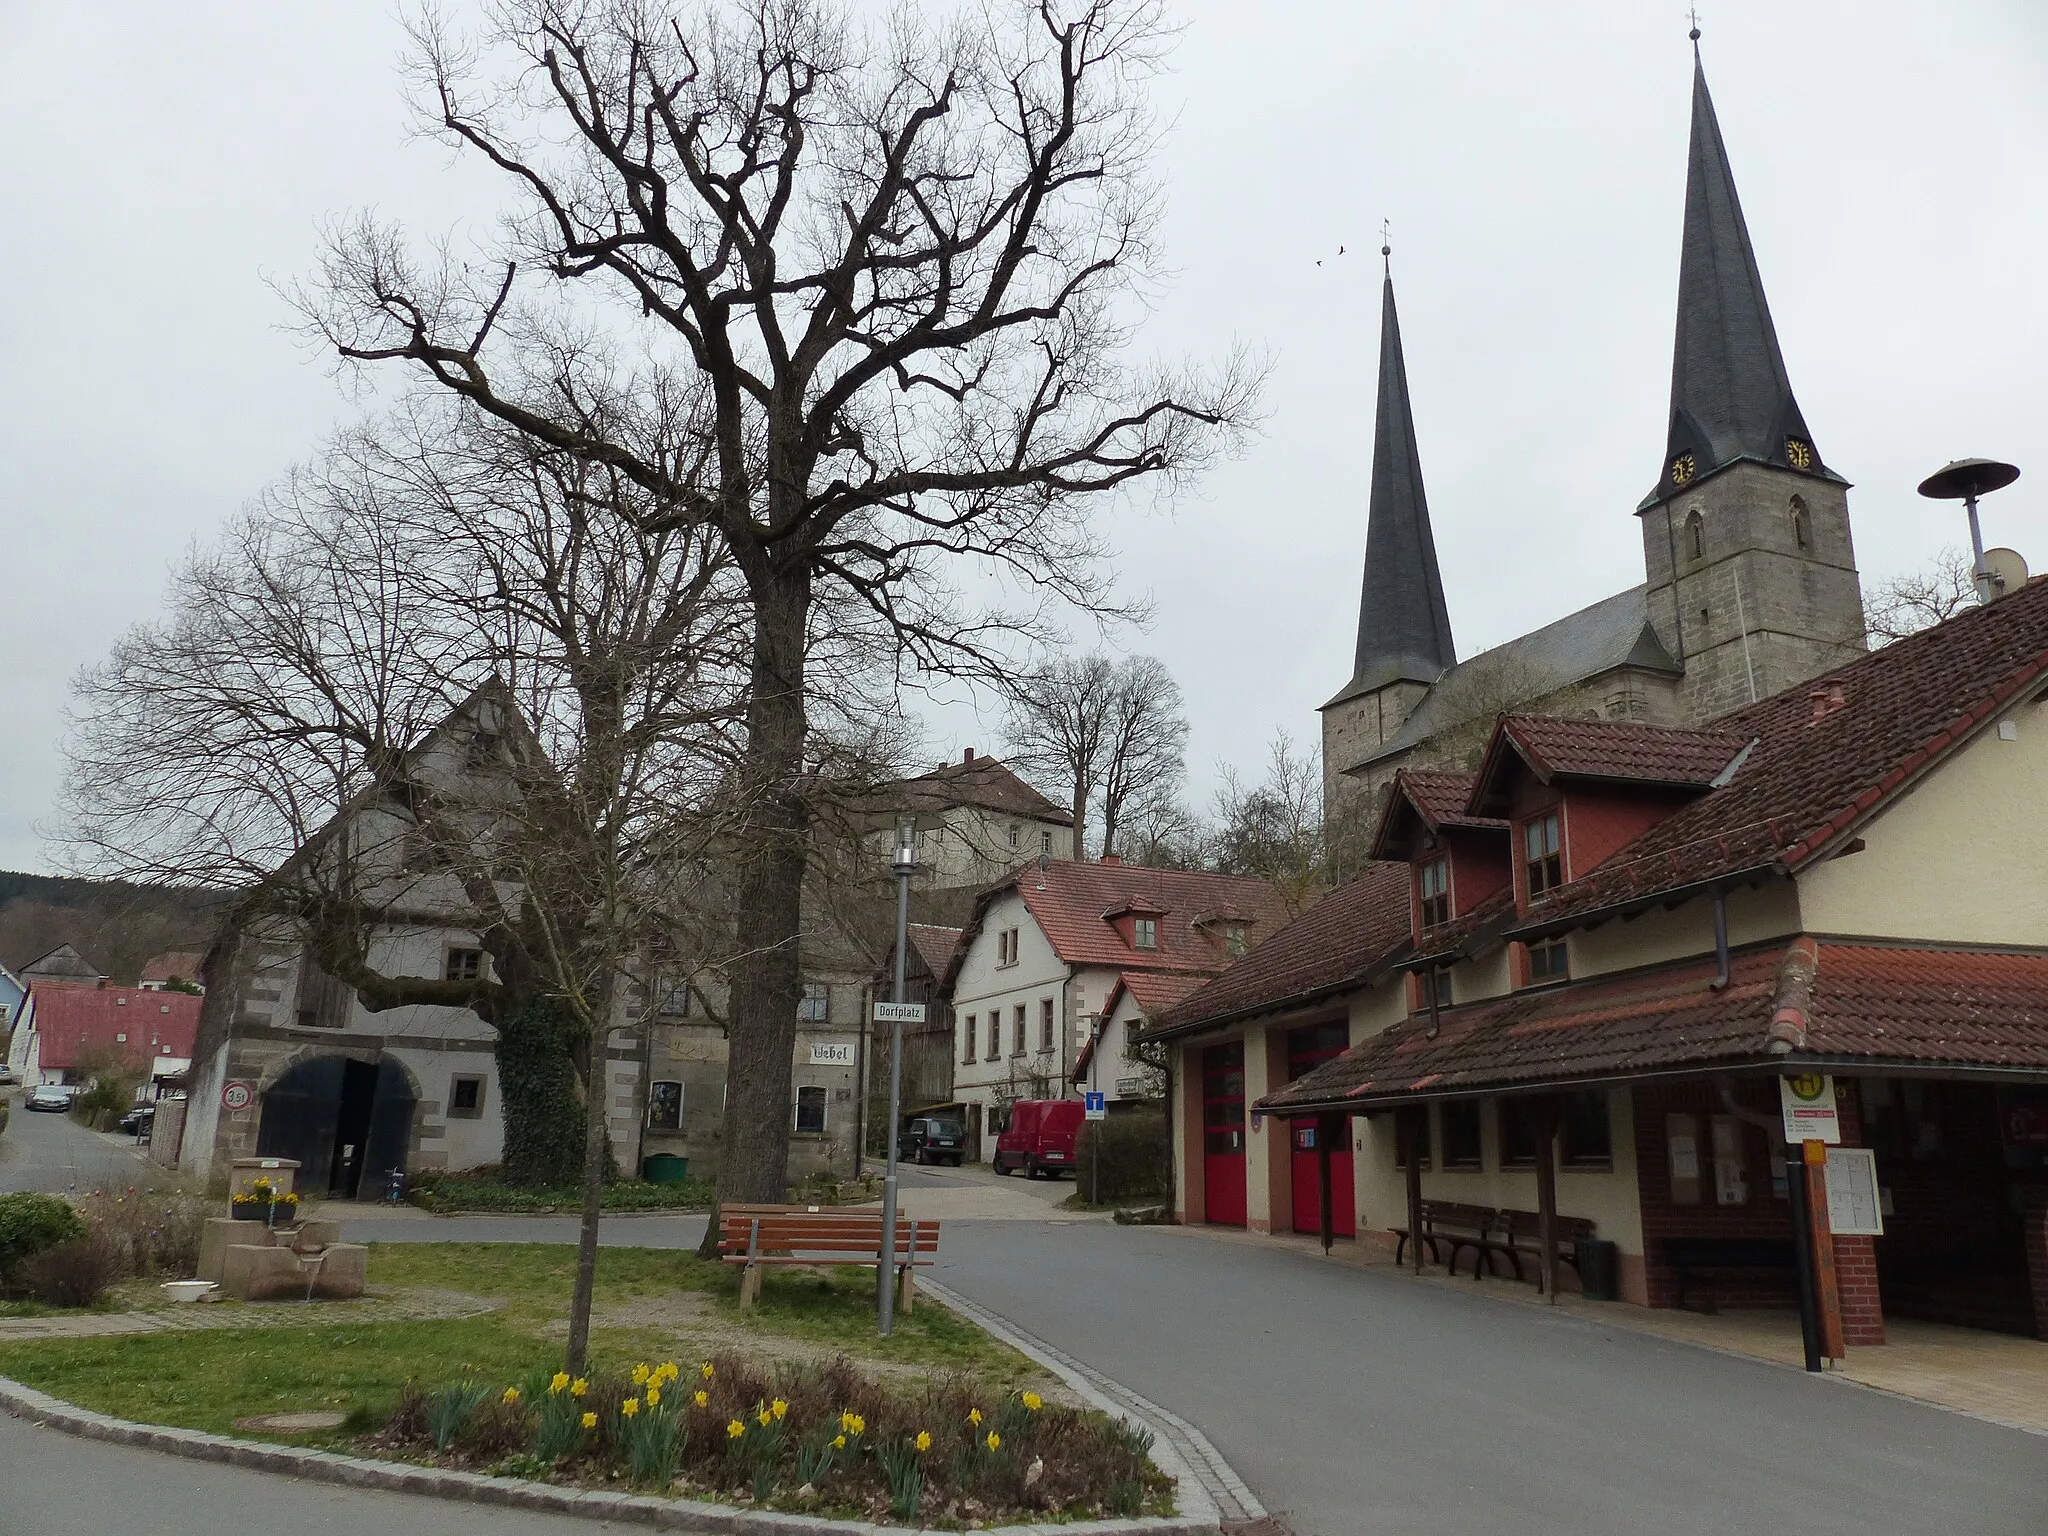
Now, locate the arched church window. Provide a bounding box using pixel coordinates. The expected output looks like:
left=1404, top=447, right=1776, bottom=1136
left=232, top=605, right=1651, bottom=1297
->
left=1685, top=509, right=1705, bottom=563
left=1790, top=496, right=1810, bottom=552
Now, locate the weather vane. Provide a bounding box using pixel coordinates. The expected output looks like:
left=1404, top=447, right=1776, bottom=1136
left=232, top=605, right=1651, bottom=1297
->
left=1380, top=218, right=1392, bottom=274
left=1688, top=6, right=1701, bottom=42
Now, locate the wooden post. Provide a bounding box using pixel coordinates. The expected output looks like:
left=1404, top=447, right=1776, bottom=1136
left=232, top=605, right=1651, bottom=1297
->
left=1803, top=1141, right=1846, bottom=1360
left=1404, top=1107, right=1425, bottom=1274
left=1534, top=1098, right=1560, bottom=1303
left=1317, top=1113, right=1336, bottom=1254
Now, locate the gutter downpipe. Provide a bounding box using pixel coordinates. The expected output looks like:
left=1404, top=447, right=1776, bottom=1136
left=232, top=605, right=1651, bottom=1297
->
left=1710, top=892, right=1731, bottom=991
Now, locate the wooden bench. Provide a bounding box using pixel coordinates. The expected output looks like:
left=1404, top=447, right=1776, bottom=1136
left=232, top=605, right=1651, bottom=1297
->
left=1493, top=1210, right=1598, bottom=1285
left=1659, top=1236, right=1795, bottom=1312
left=717, top=1204, right=941, bottom=1313
left=1392, top=1199, right=1499, bottom=1276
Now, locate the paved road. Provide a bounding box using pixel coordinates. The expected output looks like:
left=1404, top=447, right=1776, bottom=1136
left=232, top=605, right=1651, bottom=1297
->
left=930, top=1221, right=2048, bottom=1536
left=0, top=1096, right=154, bottom=1194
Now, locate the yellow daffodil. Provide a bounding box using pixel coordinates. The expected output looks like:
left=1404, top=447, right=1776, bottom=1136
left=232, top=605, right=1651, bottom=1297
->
left=727, top=1419, right=745, bottom=1440
left=631, top=1363, right=651, bottom=1385
left=913, top=1430, right=932, bottom=1453
left=771, top=1398, right=788, bottom=1420
left=581, top=1411, right=598, bottom=1430
left=622, top=1398, right=641, bottom=1418
left=693, top=1390, right=709, bottom=1408
left=700, top=1362, right=715, bottom=1379
left=986, top=1431, right=1001, bottom=1451
left=832, top=1434, right=847, bottom=1450
left=549, top=1372, right=571, bottom=1395
left=502, top=1387, right=521, bottom=1405
left=658, top=1361, right=680, bottom=1383
left=570, top=1378, right=588, bottom=1398
left=756, top=1408, right=773, bottom=1428
left=838, top=1411, right=865, bottom=1436
left=1021, top=1392, right=1043, bottom=1412
left=645, top=1387, right=660, bottom=1408
left=967, top=1408, right=983, bottom=1426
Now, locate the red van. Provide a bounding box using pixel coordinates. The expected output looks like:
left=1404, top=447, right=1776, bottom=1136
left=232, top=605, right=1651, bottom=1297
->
left=992, top=1098, right=1086, bottom=1179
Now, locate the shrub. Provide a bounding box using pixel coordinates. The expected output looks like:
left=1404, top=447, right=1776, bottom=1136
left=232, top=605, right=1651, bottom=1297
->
left=0, top=1193, right=84, bottom=1277
left=16, top=1232, right=121, bottom=1307
left=1074, top=1112, right=1171, bottom=1204
left=76, top=1186, right=207, bottom=1278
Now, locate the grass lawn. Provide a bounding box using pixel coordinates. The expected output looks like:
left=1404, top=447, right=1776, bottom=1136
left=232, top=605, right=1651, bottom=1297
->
left=0, top=1242, right=1042, bottom=1443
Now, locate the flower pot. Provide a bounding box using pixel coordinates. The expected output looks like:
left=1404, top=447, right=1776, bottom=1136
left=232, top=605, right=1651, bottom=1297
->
left=231, top=1203, right=270, bottom=1222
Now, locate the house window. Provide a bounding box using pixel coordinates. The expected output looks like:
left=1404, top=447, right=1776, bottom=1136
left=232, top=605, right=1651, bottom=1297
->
left=798, top=982, right=830, bottom=1022
left=1393, top=1107, right=1432, bottom=1171
left=988, top=1012, right=1001, bottom=1059
left=1133, top=918, right=1158, bottom=951
left=1039, top=998, right=1054, bottom=1052
left=1009, top=823, right=1021, bottom=848
left=1523, top=813, right=1563, bottom=899
left=1012, top=1004, right=1026, bottom=1056
left=1499, top=1099, right=1539, bottom=1169
left=793, top=1085, right=827, bottom=1135
left=1790, top=495, right=1810, bottom=551
left=647, top=1080, right=683, bottom=1131
left=1442, top=1100, right=1482, bottom=1169
left=997, top=928, right=1019, bottom=967
left=654, top=977, right=691, bottom=1019
left=444, top=947, right=485, bottom=983
left=1560, top=1091, right=1613, bottom=1169
left=1525, top=938, right=1569, bottom=984
left=1417, top=857, right=1450, bottom=929
left=1224, top=922, right=1248, bottom=958
left=962, top=1016, right=977, bottom=1064
left=1040, top=829, right=1052, bottom=858
left=1686, top=508, right=1705, bottom=562
left=448, top=1074, right=486, bottom=1119
left=1409, top=969, right=1452, bottom=1015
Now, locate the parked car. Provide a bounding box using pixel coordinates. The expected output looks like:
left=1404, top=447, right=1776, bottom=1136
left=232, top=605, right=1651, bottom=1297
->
left=0, top=1065, right=15, bottom=1085
left=897, top=1116, right=965, bottom=1166
left=26, top=1085, right=76, bottom=1113
left=118, top=1105, right=156, bottom=1136
left=992, top=1098, right=1085, bottom=1179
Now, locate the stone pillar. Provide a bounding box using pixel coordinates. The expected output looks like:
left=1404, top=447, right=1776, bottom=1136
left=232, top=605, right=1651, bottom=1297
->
left=1242, top=1026, right=1282, bottom=1234
left=2025, top=1192, right=2048, bottom=1342
left=1173, top=1043, right=1204, bottom=1226
left=1833, top=1233, right=1886, bottom=1347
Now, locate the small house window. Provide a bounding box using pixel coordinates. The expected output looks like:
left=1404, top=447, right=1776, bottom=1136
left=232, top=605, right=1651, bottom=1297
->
left=654, top=977, right=692, bottom=1019
left=1040, top=829, right=1052, bottom=858
left=1525, top=938, right=1570, bottom=984
left=1012, top=1004, right=1027, bottom=1056
left=997, top=928, right=1020, bottom=967
left=647, top=1080, right=683, bottom=1131
left=1442, top=1100, right=1483, bottom=1169
left=1132, top=918, right=1158, bottom=951
left=1039, top=998, right=1055, bottom=1052
left=1560, top=1091, right=1613, bottom=1169
left=1418, top=857, right=1451, bottom=929
left=1499, top=1099, right=1539, bottom=1169
left=444, top=947, right=485, bottom=983
left=987, top=1013, right=1001, bottom=1059
left=793, top=1084, right=827, bottom=1135
left=1009, top=823, right=1021, bottom=848
left=1790, top=495, right=1810, bottom=551
left=798, top=982, right=830, bottom=1022
left=962, top=1016, right=977, bottom=1064
left=1523, top=813, right=1563, bottom=899
left=449, top=1074, right=486, bottom=1119
left=1686, top=508, right=1705, bottom=562
left=1224, top=922, right=1248, bottom=958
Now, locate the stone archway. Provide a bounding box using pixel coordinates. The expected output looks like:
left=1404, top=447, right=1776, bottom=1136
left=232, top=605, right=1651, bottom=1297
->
left=256, top=1053, right=418, bottom=1200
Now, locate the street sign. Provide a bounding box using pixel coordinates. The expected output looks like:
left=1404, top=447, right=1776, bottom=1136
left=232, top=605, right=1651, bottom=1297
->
left=1779, top=1074, right=1841, bottom=1144
left=221, top=1081, right=254, bottom=1112
left=1824, top=1147, right=1885, bottom=1235
left=1083, top=1091, right=1107, bottom=1121
left=809, top=1042, right=855, bottom=1066
left=871, top=1001, right=926, bottom=1024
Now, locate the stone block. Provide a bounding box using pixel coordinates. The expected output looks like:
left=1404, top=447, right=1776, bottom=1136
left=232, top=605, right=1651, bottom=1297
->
left=217, top=1244, right=303, bottom=1301
left=309, top=1242, right=368, bottom=1299
left=198, top=1218, right=277, bottom=1284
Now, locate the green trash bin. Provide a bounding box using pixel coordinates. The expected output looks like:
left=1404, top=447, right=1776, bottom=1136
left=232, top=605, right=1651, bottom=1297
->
left=641, top=1153, right=691, bottom=1184
left=1576, top=1237, right=1619, bottom=1300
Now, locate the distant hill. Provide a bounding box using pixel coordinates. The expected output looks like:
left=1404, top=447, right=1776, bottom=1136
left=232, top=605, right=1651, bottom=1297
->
left=0, top=872, right=230, bottom=984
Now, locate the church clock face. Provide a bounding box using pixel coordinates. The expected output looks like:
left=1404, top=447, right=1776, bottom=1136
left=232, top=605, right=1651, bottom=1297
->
left=1671, top=452, right=1696, bottom=487
left=1785, top=438, right=1814, bottom=471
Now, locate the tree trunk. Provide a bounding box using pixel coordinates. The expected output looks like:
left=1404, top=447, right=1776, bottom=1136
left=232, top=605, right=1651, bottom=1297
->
left=1070, top=781, right=1090, bottom=862
left=714, top=560, right=812, bottom=1207
left=495, top=996, right=587, bottom=1187
left=563, top=981, right=615, bottom=1374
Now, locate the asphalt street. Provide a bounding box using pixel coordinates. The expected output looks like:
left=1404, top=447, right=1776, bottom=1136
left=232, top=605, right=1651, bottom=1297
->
left=0, top=1093, right=155, bottom=1194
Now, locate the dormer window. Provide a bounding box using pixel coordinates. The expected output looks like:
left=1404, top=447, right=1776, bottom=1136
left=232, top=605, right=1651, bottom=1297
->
left=1523, top=812, right=1563, bottom=900
left=1133, top=917, right=1158, bottom=951
left=1417, top=857, right=1450, bottom=929
left=1223, top=922, right=1248, bottom=958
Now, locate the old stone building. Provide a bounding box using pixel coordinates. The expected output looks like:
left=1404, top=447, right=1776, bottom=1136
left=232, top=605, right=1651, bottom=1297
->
left=1323, top=50, right=1865, bottom=817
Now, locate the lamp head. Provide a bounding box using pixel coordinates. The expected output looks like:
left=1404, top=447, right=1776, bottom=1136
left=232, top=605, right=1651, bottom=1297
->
left=891, top=814, right=918, bottom=874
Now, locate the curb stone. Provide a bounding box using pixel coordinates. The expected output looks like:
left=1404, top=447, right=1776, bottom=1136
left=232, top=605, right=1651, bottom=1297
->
left=0, top=1375, right=1217, bottom=1536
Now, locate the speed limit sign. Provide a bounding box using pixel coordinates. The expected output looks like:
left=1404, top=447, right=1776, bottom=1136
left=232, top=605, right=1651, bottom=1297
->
left=221, top=1081, right=254, bottom=1112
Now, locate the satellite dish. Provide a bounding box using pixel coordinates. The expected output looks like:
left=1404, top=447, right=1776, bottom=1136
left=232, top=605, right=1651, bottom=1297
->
left=1982, top=547, right=2030, bottom=600
left=1917, top=458, right=2020, bottom=501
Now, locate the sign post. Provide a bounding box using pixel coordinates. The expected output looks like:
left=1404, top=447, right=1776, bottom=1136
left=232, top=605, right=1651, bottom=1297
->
left=876, top=817, right=919, bottom=1337
left=1780, top=1073, right=1846, bottom=1369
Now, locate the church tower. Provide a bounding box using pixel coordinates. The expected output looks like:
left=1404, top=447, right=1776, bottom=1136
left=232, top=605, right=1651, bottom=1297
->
left=1320, top=258, right=1457, bottom=810
left=1638, top=44, right=1866, bottom=721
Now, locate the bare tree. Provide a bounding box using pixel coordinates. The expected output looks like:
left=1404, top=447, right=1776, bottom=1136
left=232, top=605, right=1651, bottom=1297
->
left=999, top=652, right=1185, bottom=856
left=1864, top=548, right=1977, bottom=645
left=299, top=0, right=1259, bottom=1205
left=1097, top=656, right=1188, bottom=858
left=1209, top=732, right=1327, bottom=916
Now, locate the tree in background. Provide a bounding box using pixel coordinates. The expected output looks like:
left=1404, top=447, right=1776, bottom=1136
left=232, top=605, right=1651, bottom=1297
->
left=1000, top=653, right=1187, bottom=858
left=1864, top=548, right=1977, bottom=644
left=300, top=0, right=1258, bottom=1210
left=1207, top=732, right=1329, bottom=916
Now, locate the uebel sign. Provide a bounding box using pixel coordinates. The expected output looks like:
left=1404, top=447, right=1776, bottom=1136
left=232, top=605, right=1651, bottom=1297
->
left=1779, top=1073, right=1842, bottom=1145
left=871, top=1001, right=926, bottom=1025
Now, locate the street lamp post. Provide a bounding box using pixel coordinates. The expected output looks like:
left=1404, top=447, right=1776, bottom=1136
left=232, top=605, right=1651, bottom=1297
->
left=877, top=814, right=915, bottom=1336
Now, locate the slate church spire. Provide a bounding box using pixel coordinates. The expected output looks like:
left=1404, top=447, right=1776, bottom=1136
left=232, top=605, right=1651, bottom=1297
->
left=1639, top=46, right=1845, bottom=510
left=1346, top=260, right=1456, bottom=696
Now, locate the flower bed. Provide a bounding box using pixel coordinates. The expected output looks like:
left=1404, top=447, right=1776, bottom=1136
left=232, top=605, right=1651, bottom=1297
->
left=367, top=1349, right=1171, bottom=1526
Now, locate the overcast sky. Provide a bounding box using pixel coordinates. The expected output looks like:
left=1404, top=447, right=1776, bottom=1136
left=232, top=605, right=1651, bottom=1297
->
left=4, top=1, right=2046, bottom=874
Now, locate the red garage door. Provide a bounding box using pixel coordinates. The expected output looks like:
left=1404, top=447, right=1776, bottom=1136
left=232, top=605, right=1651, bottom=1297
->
left=1288, top=1023, right=1354, bottom=1238
left=1202, top=1042, right=1247, bottom=1227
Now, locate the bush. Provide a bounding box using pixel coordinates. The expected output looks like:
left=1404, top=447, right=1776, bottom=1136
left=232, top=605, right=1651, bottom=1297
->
left=1074, top=1113, right=1171, bottom=1205
left=77, top=1186, right=208, bottom=1278
left=16, top=1232, right=121, bottom=1308
left=0, top=1193, right=84, bottom=1277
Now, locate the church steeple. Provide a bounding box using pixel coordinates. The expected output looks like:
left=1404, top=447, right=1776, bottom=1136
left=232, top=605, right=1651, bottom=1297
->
left=1639, top=48, right=1843, bottom=511
left=1344, top=265, right=1455, bottom=696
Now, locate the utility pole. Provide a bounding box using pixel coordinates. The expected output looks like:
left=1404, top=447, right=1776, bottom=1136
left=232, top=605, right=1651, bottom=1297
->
left=876, top=815, right=916, bottom=1336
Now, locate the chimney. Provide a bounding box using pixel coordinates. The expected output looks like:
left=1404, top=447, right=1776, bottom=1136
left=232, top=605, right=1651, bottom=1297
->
left=1100, top=853, right=1122, bottom=866
left=962, top=747, right=976, bottom=764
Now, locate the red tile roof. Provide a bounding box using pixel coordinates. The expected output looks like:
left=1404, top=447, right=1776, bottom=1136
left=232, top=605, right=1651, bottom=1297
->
left=1483, top=716, right=1752, bottom=798
left=1154, top=864, right=1415, bottom=1038
left=1400, top=771, right=1504, bottom=830
left=31, top=984, right=202, bottom=1073
left=139, top=951, right=207, bottom=984
left=905, top=924, right=962, bottom=977
left=1114, top=971, right=1208, bottom=1018
left=1258, top=939, right=2048, bottom=1112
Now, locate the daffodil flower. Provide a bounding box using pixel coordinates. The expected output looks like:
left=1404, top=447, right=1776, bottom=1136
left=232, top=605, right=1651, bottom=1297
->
left=581, top=1411, right=598, bottom=1430
left=502, top=1387, right=521, bottom=1405
left=832, top=1434, right=847, bottom=1450
left=645, top=1387, right=660, bottom=1407
left=631, top=1364, right=651, bottom=1385
left=622, top=1398, right=641, bottom=1418
left=570, top=1378, right=588, bottom=1398
left=727, top=1419, right=746, bottom=1440
left=700, top=1362, right=715, bottom=1379
left=913, top=1430, right=932, bottom=1453
left=693, top=1390, right=709, bottom=1408
left=756, top=1408, right=773, bottom=1428
left=549, top=1372, right=571, bottom=1395
left=771, top=1398, right=787, bottom=1420
left=986, top=1431, right=1001, bottom=1451
left=967, top=1408, right=983, bottom=1426
left=1021, top=1391, right=1043, bottom=1412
